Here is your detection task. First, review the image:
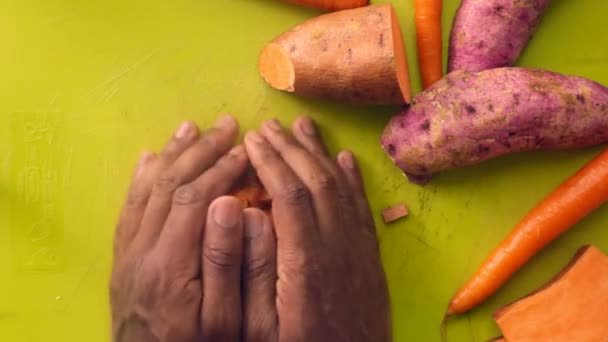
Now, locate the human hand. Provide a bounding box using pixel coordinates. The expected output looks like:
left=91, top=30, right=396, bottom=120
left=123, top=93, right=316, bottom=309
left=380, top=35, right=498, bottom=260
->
left=110, top=116, right=250, bottom=342
left=241, top=117, right=391, bottom=342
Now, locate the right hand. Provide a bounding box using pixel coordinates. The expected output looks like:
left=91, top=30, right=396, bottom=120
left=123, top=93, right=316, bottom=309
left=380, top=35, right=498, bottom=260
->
left=240, top=117, right=392, bottom=342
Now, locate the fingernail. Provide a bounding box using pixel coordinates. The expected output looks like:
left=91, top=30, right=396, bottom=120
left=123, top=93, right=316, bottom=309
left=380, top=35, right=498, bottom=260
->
left=246, top=131, right=264, bottom=144
left=338, top=151, right=356, bottom=169
left=212, top=198, right=242, bottom=228
left=244, top=211, right=267, bottom=239
left=299, top=117, right=316, bottom=136
left=265, top=119, right=282, bottom=132
left=215, top=115, right=236, bottom=129
left=229, top=144, right=245, bottom=156
left=176, top=121, right=194, bottom=139
left=135, top=152, right=154, bottom=177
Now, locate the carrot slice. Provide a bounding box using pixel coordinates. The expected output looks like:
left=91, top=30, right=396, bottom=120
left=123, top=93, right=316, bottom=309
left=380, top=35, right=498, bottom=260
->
left=382, top=203, right=409, bottom=223
left=447, top=147, right=608, bottom=316
left=494, top=246, right=608, bottom=342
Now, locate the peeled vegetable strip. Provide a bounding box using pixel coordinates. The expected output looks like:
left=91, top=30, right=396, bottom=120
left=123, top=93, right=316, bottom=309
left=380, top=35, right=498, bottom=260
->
left=448, top=147, right=608, bottom=315
left=495, top=246, right=608, bottom=342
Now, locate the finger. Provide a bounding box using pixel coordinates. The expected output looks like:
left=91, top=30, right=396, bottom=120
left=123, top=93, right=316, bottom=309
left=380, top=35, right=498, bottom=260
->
left=133, top=116, right=238, bottom=253
left=160, top=121, right=201, bottom=163
left=114, top=151, right=158, bottom=258
left=242, top=209, right=278, bottom=342
left=261, top=119, right=341, bottom=237
left=337, top=150, right=375, bottom=231
left=201, top=197, right=243, bottom=341
left=244, top=131, right=319, bottom=253
left=170, top=115, right=240, bottom=183
left=154, top=145, right=248, bottom=275
left=291, top=116, right=330, bottom=157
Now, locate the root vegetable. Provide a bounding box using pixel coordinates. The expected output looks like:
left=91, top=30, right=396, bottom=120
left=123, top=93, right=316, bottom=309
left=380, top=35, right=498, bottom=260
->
left=381, top=68, right=608, bottom=183
left=448, top=0, right=551, bottom=72
left=447, top=147, right=608, bottom=315
left=415, top=0, right=444, bottom=88
left=494, top=246, right=608, bottom=342
left=259, top=4, right=412, bottom=105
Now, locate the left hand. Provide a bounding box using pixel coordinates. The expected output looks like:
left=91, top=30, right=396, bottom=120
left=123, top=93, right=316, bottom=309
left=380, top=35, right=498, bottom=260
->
left=110, top=116, right=249, bottom=341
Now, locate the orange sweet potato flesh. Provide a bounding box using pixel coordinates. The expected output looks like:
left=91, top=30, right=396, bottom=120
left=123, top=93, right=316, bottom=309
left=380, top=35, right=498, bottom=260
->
left=230, top=169, right=271, bottom=213
left=259, top=4, right=412, bottom=106
left=494, top=245, right=608, bottom=342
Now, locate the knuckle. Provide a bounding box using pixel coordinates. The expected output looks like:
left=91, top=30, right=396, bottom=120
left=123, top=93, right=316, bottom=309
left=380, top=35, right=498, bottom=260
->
left=154, top=172, right=180, bottom=193
left=125, top=190, right=149, bottom=208
left=311, top=173, right=337, bottom=193
left=215, top=151, right=238, bottom=168
left=253, top=148, right=279, bottom=169
left=280, top=250, right=319, bottom=278
left=245, top=256, right=273, bottom=280
left=245, top=315, right=276, bottom=341
left=204, top=246, right=240, bottom=269
left=172, top=185, right=205, bottom=206
left=278, top=182, right=310, bottom=206
left=161, top=140, right=181, bottom=159
left=200, top=130, right=220, bottom=153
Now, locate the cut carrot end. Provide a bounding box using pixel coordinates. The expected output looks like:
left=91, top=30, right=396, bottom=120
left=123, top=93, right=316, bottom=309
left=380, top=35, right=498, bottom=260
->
left=390, top=6, right=412, bottom=103
left=259, top=43, right=295, bottom=92
left=381, top=203, right=409, bottom=223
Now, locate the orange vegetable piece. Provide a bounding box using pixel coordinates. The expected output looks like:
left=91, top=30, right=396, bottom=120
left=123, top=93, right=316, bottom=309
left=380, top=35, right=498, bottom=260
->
left=414, top=0, right=443, bottom=88
left=447, top=147, right=608, bottom=316
left=230, top=169, right=271, bottom=212
left=381, top=203, right=409, bottom=223
left=494, top=246, right=608, bottom=342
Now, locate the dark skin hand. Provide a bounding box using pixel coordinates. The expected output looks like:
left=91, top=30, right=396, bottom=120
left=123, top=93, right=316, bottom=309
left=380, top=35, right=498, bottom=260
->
left=111, top=116, right=391, bottom=342
left=241, top=118, right=391, bottom=342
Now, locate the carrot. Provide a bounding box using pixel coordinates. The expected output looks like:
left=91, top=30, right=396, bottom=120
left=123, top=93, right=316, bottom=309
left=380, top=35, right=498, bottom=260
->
left=230, top=168, right=272, bottom=212
left=494, top=245, right=608, bottom=341
left=281, top=0, right=368, bottom=11
left=448, top=147, right=608, bottom=316
left=382, top=203, right=409, bottom=223
left=414, top=0, right=443, bottom=88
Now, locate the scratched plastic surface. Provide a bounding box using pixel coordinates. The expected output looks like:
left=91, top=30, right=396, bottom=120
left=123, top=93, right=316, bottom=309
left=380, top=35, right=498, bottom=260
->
left=1, top=0, right=608, bottom=341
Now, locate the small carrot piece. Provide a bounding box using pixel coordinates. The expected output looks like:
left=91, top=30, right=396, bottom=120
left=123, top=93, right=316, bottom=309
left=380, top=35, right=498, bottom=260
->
left=382, top=203, right=409, bottom=223
left=282, top=0, right=368, bottom=11
left=447, top=148, right=608, bottom=316
left=414, top=0, right=443, bottom=89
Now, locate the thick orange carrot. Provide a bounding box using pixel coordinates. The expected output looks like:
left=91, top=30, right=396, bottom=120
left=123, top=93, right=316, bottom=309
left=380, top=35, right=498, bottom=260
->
left=282, top=0, right=368, bottom=11
left=414, top=0, right=443, bottom=88
left=448, top=147, right=608, bottom=316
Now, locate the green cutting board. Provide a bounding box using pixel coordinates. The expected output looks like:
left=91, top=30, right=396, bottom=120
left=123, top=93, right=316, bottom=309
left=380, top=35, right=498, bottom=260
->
left=1, top=0, right=607, bottom=340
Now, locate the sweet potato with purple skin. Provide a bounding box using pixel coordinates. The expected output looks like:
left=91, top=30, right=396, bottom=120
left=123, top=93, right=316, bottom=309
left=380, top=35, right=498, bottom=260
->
left=381, top=68, right=608, bottom=184
left=448, top=0, right=551, bottom=73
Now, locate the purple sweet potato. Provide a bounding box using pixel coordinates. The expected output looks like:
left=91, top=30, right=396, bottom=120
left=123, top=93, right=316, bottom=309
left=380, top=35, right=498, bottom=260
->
left=448, top=0, right=551, bottom=73
left=381, top=68, right=608, bottom=184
